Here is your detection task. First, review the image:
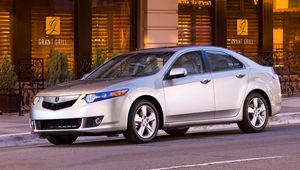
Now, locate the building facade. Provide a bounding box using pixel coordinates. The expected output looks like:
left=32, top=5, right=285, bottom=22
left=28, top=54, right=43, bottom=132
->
left=0, top=0, right=299, bottom=78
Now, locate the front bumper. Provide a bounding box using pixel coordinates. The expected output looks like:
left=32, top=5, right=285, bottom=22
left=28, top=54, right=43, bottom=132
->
left=30, top=95, right=132, bottom=135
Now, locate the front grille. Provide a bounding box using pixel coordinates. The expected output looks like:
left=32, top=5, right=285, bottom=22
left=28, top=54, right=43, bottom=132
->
left=35, top=118, right=82, bottom=130
left=42, top=99, right=77, bottom=110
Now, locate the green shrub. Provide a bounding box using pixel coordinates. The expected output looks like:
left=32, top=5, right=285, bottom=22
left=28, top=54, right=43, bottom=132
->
left=47, top=49, right=73, bottom=86
left=92, top=48, right=107, bottom=70
left=0, top=57, right=18, bottom=93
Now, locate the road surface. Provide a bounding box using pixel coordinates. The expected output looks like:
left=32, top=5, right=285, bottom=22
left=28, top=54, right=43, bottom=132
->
left=1, top=124, right=300, bottom=170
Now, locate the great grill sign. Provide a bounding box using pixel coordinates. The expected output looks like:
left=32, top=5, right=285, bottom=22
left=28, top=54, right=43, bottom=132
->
left=178, top=0, right=212, bottom=6
left=228, top=38, right=256, bottom=45
left=38, top=16, right=68, bottom=46
left=46, top=16, right=60, bottom=35
left=38, top=38, right=68, bottom=46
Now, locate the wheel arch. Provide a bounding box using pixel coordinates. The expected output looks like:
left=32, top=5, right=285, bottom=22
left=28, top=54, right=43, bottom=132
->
left=246, top=89, right=272, bottom=116
left=130, top=95, right=164, bottom=129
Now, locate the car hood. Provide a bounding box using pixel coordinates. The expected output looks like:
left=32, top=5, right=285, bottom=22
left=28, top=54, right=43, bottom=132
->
left=37, top=78, right=134, bottom=96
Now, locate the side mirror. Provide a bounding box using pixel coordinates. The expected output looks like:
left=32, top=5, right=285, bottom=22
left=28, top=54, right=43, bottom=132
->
left=168, top=68, right=188, bottom=79
left=81, top=73, right=90, bottom=80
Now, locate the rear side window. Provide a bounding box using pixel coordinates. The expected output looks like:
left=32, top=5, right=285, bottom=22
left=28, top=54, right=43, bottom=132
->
left=205, top=51, right=244, bottom=72
left=232, top=57, right=244, bottom=69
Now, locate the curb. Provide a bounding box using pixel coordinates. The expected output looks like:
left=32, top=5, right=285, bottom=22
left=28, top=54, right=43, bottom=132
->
left=0, top=133, right=45, bottom=148
left=189, top=112, right=300, bottom=132
left=1, top=112, right=300, bottom=148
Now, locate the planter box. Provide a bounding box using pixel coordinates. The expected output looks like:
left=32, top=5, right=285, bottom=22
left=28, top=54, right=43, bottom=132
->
left=0, top=93, right=20, bottom=113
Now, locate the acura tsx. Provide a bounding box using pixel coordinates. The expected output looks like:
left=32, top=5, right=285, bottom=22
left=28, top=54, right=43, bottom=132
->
left=30, top=46, right=281, bottom=144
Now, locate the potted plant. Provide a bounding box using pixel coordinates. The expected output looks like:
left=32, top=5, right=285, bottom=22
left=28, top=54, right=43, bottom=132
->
left=0, top=57, right=19, bottom=113
left=47, top=49, right=73, bottom=86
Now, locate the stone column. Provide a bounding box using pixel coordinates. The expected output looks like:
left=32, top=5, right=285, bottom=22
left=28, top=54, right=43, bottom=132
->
left=142, top=0, right=178, bottom=48
left=13, top=0, right=31, bottom=65
left=74, top=0, right=92, bottom=78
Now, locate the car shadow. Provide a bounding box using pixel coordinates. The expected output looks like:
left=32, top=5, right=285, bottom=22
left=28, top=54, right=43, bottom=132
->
left=39, top=128, right=246, bottom=148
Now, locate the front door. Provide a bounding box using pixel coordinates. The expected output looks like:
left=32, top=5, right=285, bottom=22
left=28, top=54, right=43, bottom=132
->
left=163, top=51, right=215, bottom=123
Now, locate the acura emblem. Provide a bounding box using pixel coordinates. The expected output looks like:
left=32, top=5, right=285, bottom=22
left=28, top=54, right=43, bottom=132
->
left=54, top=97, right=59, bottom=103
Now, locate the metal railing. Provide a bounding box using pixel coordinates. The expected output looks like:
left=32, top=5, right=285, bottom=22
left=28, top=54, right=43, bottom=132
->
left=18, top=58, right=45, bottom=116
left=258, top=49, right=300, bottom=96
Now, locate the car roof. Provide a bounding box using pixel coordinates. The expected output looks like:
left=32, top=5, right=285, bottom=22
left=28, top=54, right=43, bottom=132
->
left=127, top=45, right=259, bottom=67
left=129, top=45, right=228, bottom=53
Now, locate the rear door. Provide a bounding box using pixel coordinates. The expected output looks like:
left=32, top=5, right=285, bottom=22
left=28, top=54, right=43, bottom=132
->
left=203, top=50, right=249, bottom=118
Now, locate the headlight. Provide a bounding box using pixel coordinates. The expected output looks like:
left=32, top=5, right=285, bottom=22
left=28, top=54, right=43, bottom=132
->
left=32, top=96, right=41, bottom=105
left=84, top=88, right=129, bottom=103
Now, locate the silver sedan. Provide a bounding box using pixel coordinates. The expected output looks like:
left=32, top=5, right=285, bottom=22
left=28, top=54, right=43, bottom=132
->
left=30, top=46, right=282, bottom=144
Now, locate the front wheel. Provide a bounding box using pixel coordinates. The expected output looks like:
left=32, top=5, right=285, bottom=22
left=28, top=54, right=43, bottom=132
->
left=46, top=135, right=78, bottom=145
left=123, top=100, right=159, bottom=143
left=238, top=93, right=269, bottom=133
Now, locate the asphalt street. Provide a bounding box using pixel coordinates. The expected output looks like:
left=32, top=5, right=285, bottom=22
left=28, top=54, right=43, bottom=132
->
left=0, top=124, right=300, bottom=170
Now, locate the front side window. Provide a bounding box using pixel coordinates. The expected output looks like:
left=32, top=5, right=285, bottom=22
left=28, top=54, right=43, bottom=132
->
left=172, top=51, right=204, bottom=75
left=88, top=52, right=174, bottom=79
left=206, top=51, right=243, bottom=72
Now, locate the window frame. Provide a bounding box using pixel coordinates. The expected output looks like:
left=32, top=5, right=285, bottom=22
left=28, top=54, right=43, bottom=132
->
left=164, top=50, right=208, bottom=80
left=203, top=50, right=245, bottom=73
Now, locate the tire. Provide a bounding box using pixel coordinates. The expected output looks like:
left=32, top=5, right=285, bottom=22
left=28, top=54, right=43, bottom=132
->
left=164, top=127, right=189, bottom=136
left=123, top=100, right=159, bottom=143
left=238, top=93, right=269, bottom=133
left=46, top=135, right=78, bottom=145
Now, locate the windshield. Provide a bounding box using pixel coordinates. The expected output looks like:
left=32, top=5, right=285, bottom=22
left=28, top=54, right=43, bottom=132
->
left=88, top=52, right=174, bottom=79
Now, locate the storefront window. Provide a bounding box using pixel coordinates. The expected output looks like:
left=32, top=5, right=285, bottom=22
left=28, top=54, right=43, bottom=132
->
left=92, top=0, right=131, bottom=64
left=273, top=0, right=300, bottom=51
left=273, top=0, right=300, bottom=70
left=226, top=0, right=260, bottom=61
left=31, top=0, right=74, bottom=73
left=0, top=0, right=12, bottom=62
left=178, top=0, right=213, bottom=45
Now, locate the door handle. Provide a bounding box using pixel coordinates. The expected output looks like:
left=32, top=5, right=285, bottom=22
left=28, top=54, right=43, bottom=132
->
left=200, top=79, right=211, bottom=84
left=236, top=73, right=246, bottom=79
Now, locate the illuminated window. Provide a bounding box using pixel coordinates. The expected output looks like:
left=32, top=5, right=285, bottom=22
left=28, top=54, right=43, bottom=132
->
left=31, top=0, right=75, bottom=73
left=178, top=0, right=213, bottom=45
left=226, top=0, right=259, bottom=61
left=0, top=0, right=12, bottom=62
left=92, top=0, right=131, bottom=65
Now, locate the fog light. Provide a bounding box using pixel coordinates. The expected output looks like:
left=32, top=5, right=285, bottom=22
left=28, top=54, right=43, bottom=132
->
left=95, top=117, right=102, bottom=126
left=85, top=116, right=104, bottom=128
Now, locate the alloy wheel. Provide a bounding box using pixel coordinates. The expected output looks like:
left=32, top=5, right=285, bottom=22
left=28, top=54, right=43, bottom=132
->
left=134, top=105, right=157, bottom=139
left=247, top=97, right=267, bottom=128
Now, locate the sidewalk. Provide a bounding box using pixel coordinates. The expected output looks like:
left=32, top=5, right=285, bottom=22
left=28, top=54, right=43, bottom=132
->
left=0, top=96, right=300, bottom=147
left=0, top=113, right=30, bottom=135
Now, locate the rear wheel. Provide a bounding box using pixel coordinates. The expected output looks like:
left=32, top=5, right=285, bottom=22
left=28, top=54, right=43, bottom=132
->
left=123, top=100, right=159, bottom=143
left=46, top=135, right=78, bottom=145
left=164, top=127, right=189, bottom=136
left=238, top=93, right=269, bottom=133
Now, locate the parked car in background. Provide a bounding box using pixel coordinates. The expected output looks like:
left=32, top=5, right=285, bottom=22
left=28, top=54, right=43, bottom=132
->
left=30, top=46, right=282, bottom=144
